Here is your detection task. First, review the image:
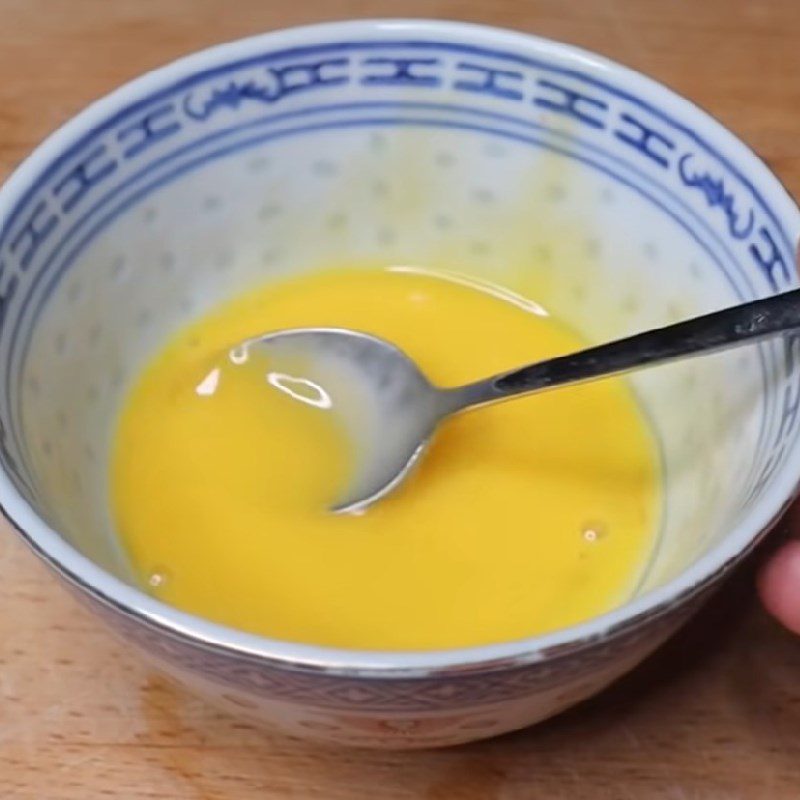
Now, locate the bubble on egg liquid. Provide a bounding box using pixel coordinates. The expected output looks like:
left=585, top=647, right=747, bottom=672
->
left=581, top=521, right=607, bottom=543
left=147, top=566, right=172, bottom=592
left=229, top=344, right=248, bottom=365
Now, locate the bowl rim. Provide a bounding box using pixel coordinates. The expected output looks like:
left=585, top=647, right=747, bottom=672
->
left=1, top=17, right=799, bottom=678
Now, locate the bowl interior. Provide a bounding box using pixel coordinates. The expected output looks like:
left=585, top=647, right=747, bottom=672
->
left=2, top=21, right=799, bottom=623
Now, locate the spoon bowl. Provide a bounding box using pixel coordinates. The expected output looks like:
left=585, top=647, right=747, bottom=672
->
left=243, top=328, right=442, bottom=513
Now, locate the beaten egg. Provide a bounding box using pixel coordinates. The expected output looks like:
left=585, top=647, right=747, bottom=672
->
left=112, top=266, right=659, bottom=650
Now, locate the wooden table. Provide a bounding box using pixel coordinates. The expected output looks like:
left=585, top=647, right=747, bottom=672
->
left=2, top=1, right=800, bottom=797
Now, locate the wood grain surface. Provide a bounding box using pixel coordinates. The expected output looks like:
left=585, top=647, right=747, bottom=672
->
left=2, top=2, right=800, bottom=797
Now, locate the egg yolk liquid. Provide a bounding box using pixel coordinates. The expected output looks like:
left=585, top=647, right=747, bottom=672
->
left=112, top=267, right=659, bottom=650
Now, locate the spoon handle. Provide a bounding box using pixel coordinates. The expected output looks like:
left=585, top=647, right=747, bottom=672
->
left=452, top=288, right=800, bottom=409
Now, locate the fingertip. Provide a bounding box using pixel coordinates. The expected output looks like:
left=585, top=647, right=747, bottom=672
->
left=758, top=540, right=800, bottom=634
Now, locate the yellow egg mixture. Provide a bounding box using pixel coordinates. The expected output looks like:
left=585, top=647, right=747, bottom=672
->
left=112, top=266, right=659, bottom=650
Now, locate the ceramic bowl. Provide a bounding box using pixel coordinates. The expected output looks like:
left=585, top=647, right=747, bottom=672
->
left=1, top=19, right=799, bottom=749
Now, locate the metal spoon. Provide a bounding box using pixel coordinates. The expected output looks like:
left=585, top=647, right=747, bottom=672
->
left=238, top=288, right=800, bottom=513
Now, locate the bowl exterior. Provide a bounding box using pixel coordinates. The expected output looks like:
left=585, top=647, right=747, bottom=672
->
left=63, top=571, right=705, bottom=748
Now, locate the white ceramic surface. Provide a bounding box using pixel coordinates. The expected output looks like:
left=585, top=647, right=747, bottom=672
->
left=1, top=19, right=799, bottom=747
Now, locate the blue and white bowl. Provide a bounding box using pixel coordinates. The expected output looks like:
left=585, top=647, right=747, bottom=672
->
left=1, top=19, right=799, bottom=748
